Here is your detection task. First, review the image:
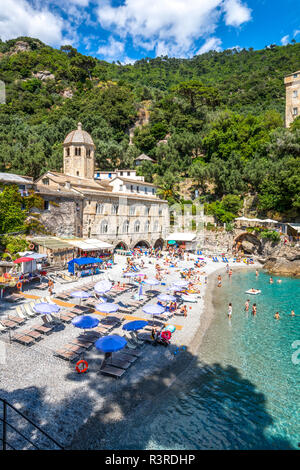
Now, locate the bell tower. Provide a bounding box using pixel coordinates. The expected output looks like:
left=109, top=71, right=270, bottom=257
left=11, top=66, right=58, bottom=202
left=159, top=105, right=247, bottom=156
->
left=63, top=122, right=95, bottom=179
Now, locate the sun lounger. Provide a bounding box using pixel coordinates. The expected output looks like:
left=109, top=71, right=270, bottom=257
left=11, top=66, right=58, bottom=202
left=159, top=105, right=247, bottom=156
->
left=54, top=349, right=79, bottom=361
left=124, top=348, right=143, bottom=357
left=100, top=365, right=125, bottom=378
left=68, top=305, right=91, bottom=314
left=107, top=357, right=131, bottom=369
left=23, top=303, right=36, bottom=318
left=137, top=333, right=156, bottom=344
left=13, top=334, right=35, bottom=346
left=63, top=343, right=85, bottom=354
left=31, top=323, right=53, bottom=334
left=4, top=293, right=21, bottom=303
left=115, top=352, right=138, bottom=363
left=0, top=319, right=18, bottom=329
left=59, top=314, right=73, bottom=323
left=7, top=314, right=25, bottom=325
left=71, top=339, right=93, bottom=349
left=21, top=329, right=43, bottom=340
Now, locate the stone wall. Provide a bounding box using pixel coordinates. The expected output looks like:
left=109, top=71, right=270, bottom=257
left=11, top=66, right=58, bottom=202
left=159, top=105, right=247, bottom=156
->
left=39, top=197, right=79, bottom=237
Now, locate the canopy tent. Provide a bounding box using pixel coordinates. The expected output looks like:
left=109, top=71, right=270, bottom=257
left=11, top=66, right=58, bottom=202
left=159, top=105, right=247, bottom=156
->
left=166, top=232, right=196, bottom=242
left=68, top=257, right=103, bottom=274
left=18, top=251, right=47, bottom=260
left=235, top=216, right=278, bottom=224
left=66, top=239, right=113, bottom=251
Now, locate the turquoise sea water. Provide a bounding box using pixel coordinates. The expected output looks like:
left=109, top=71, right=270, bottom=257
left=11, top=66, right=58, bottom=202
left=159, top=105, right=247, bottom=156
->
left=106, top=270, right=300, bottom=450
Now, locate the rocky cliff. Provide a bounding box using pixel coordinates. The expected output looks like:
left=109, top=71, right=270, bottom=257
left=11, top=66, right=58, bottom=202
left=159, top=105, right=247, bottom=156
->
left=263, top=245, right=300, bottom=277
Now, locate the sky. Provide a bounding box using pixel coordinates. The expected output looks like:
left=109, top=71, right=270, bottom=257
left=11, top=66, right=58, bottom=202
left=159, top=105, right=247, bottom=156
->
left=0, top=0, right=299, bottom=63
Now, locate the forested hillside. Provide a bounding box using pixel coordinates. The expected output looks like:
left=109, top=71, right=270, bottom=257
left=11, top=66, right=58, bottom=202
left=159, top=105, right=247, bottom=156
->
left=0, top=37, right=299, bottom=219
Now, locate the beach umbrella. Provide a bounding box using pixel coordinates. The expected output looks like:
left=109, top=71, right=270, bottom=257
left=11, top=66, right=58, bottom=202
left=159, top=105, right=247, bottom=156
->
left=13, top=257, right=34, bottom=263
left=144, top=278, right=160, bottom=286
left=33, top=302, right=60, bottom=315
left=162, top=325, right=176, bottom=333
left=72, top=315, right=99, bottom=329
left=95, top=335, right=127, bottom=353
left=94, top=280, right=112, bottom=294
left=122, top=320, right=148, bottom=331
left=95, top=302, right=119, bottom=314
left=70, top=290, right=91, bottom=305
left=172, top=280, right=189, bottom=289
left=143, top=304, right=165, bottom=316
left=157, top=293, right=176, bottom=302
left=70, top=290, right=90, bottom=299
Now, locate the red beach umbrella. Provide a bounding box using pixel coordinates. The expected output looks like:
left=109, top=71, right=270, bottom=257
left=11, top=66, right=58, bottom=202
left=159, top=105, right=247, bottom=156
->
left=13, top=257, right=34, bottom=263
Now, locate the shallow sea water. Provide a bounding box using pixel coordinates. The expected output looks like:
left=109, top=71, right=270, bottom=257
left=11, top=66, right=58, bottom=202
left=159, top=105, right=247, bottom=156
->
left=105, top=270, right=300, bottom=450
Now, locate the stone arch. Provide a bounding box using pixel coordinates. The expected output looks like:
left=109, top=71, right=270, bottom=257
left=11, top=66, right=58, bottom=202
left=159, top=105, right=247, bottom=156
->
left=114, top=241, right=128, bottom=251
left=154, top=238, right=164, bottom=250
left=233, top=232, right=262, bottom=254
left=132, top=240, right=151, bottom=249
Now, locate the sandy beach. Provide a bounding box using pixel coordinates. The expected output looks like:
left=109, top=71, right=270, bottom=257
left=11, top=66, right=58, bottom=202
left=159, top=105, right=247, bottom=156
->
left=0, top=253, right=259, bottom=449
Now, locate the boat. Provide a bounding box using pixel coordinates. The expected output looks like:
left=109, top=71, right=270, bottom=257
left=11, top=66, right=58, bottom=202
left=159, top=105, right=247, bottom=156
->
left=245, top=289, right=261, bottom=295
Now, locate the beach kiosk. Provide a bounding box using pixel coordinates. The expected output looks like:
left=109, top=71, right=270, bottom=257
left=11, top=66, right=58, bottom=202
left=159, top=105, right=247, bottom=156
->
left=166, top=233, right=197, bottom=252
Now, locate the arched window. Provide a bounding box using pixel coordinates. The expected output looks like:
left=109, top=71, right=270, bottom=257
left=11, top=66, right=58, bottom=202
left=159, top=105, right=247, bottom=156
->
left=154, top=220, right=159, bottom=232
left=134, top=220, right=140, bottom=233
left=100, top=220, right=108, bottom=234
left=123, top=220, right=129, bottom=234
left=145, top=220, right=150, bottom=233
left=96, top=203, right=104, bottom=214
left=75, top=147, right=81, bottom=156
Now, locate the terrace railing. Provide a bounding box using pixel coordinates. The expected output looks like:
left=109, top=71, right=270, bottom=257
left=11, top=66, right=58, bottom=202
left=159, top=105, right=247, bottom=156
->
left=0, top=398, right=63, bottom=450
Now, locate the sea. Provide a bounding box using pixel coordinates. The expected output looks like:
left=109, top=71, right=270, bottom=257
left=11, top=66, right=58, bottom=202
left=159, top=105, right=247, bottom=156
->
left=105, top=269, right=300, bottom=450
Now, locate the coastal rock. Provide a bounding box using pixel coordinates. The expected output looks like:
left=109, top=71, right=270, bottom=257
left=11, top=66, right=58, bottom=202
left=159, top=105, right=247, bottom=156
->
left=263, top=245, right=300, bottom=277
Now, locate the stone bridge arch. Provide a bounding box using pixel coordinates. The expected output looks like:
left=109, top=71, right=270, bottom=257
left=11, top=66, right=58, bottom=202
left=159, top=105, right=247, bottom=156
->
left=234, top=232, right=262, bottom=255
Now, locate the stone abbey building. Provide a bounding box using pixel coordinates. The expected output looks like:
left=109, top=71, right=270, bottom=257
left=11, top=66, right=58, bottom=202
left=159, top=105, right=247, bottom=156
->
left=34, top=123, right=169, bottom=250
left=284, top=70, right=300, bottom=127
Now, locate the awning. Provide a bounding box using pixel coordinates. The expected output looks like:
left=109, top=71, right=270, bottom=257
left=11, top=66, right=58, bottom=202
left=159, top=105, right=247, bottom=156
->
left=287, top=223, right=300, bottom=233
left=30, top=237, right=74, bottom=250
left=18, top=251, right=47, bottom=260
left=65, top=239, right=113, bottom=250
left=166, top=232, right=196, bottom=242
left=68, top=257, right=103, bottom=274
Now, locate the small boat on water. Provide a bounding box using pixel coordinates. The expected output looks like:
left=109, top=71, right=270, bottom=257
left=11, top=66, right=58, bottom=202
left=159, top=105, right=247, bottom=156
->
left=245, top=289, right=261, bottom=295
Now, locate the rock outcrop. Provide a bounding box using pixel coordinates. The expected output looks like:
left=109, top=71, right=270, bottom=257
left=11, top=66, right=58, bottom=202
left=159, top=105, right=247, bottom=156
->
left=33, top=71, right=55, bottom=81
left=263, top=245, right=300, bottom=277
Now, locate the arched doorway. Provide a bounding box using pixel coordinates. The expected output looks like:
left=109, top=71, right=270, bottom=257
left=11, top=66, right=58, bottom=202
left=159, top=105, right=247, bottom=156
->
left=154, top=238, right=164, bottom=250
left=233, top=232, right=262, bottom=255
left=114, top=241, right=128, bottom=251
left=133, top=240, right=150, bottom=249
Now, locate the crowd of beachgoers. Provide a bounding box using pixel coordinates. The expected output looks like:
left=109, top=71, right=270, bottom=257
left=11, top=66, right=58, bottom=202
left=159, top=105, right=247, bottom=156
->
left=0, top=248, right=259, bottom=449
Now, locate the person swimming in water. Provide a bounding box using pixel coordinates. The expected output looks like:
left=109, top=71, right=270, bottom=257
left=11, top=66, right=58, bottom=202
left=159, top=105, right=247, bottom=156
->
left=269, top=277, right=273, bottom=284
left=274, top=312, right=280, bottom=320
left=256, top=270, right=259, bottom=277
left=252, top=303, right=257, bottom=316
left=290, top=310, right=295, bottom=317
left=245, top=299, right=250, bottom=311
left=228, top=303, right=232, bottom=318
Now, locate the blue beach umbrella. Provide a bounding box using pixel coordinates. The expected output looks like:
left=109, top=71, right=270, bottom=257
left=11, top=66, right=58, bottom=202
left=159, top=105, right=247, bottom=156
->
left=72, top=315, right=99, bottom=329
left=122, top=320, right=148, bottom=331
left=95, top=302, right=119, bottom=314
left=33, top=302, right=60, bottom=315
left=95, top=335, right=127, bottom=353
left=157, top=293, right=176, bottom=302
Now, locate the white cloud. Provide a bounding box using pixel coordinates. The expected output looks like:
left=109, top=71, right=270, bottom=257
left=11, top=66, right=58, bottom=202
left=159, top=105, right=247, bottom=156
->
left=0, top=0, right=64, bottom=45
left=97, top=36, right=125, bottom=61
left=293, top=30, right=300, bottom=38
left=281, top=35, right=289, bottom=46
left=197, top=37, right=222, bottom=54
left=223, top=0, right=252, bottom=27
left=96, top=0, right=252, bottom=57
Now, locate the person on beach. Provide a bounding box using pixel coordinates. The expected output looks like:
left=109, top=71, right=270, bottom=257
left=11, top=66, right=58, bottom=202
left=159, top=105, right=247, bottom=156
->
left=245, top=299, right=250, bottom=312
left=228, top=303, right=232, bottom=318
left=228, top=269, right=232, bottom=278
left=226, top=263, right=229, bottom=273
left=274, top=312, right=280, bottom=320
left=217, top=274, right=222, bottom=287
left=252, top=303, right=257, bottom=316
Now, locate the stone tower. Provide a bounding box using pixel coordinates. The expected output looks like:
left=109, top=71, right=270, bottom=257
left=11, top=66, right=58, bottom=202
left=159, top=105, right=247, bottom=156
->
left=63, top=122, right=95, bottom=179
left=284, top=70, right=300, bottom=127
